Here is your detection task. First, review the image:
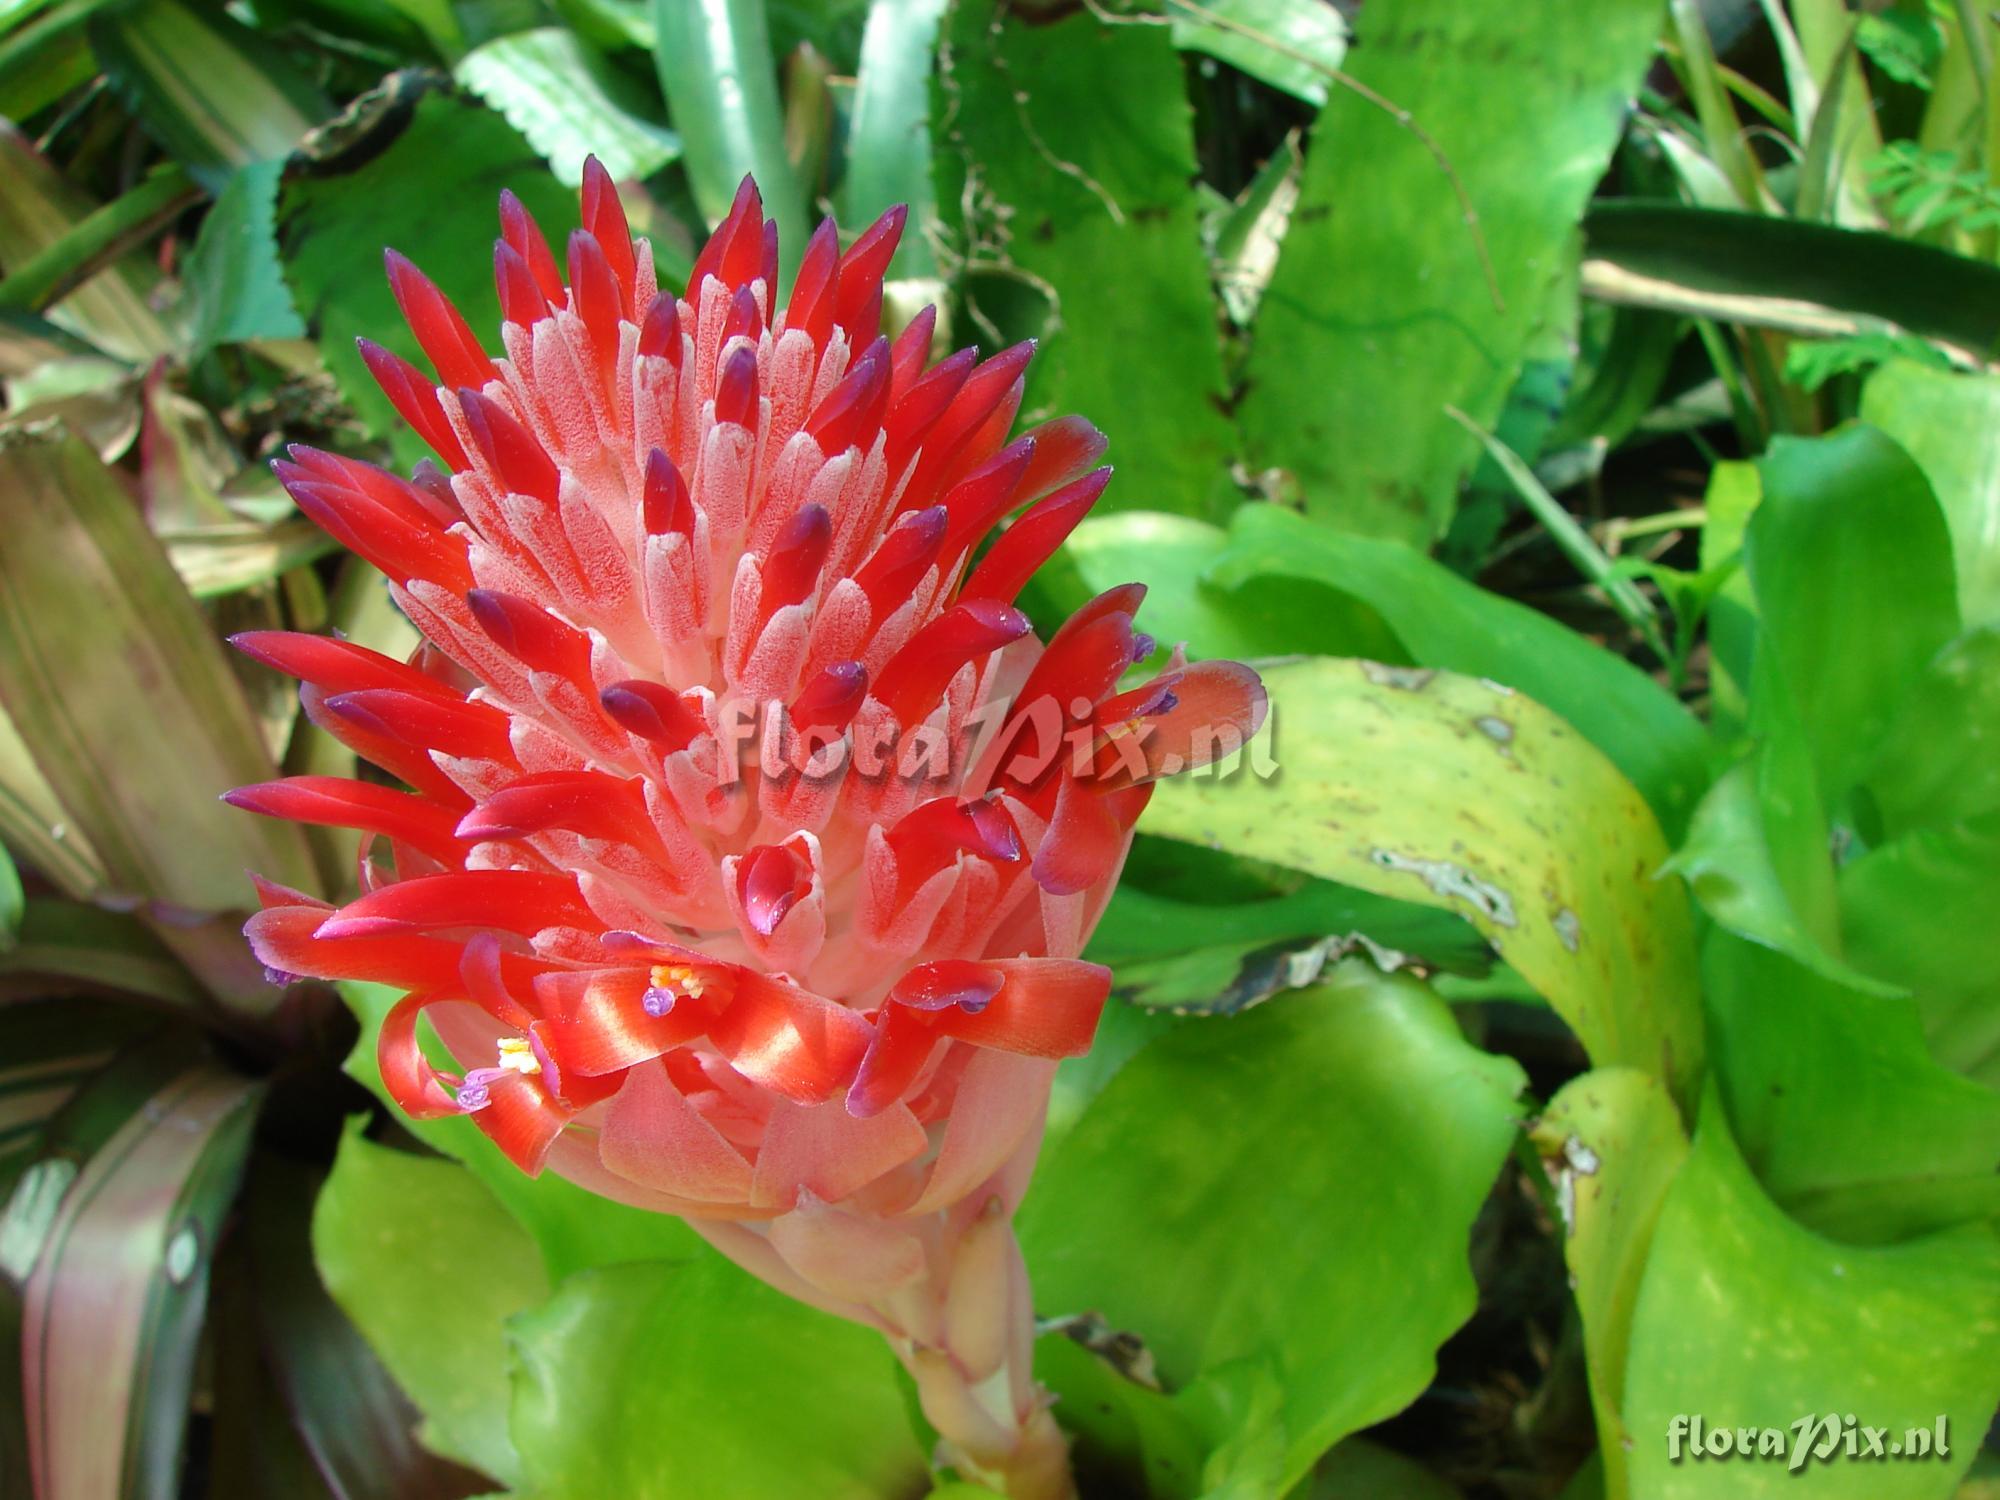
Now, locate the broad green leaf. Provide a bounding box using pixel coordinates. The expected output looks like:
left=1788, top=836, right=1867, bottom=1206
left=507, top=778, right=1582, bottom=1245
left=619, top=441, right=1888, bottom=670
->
left=1662, top=755, right=1893, bottom=997
left=1860, top=627, right=2000, bottom=838
left=0, top=123, right=172, bottom=361
left=1206, top=505, right=1709, bottom=839
left=1747, top=426, right=1960, bottom=799
left=1533, top=1068, right=1689, bottom=1500
left=0, top=901, right=204, bottom=1010
left=1021, top=964, right=1524, bottom=1493
left=1053, top=511, right=1402, bottom=671
left=840, top=0, right=949, bottom=278
left=337, top=981, right=700, bottom=1279
left=1622, top=1090, right=2000, bottom=1498
left=1861, top=360, right=2000, bottom=628
left=1581, top=203, right=2000, bottom=363
left=455, top=27, right=680, bottom=187
left=276, top=78, right=580, bottom=471
left=89, top=0, right=328, bottom=192
left=0, top=0, right=99, bottom=121
left=1296, top=1438, right=1462, bottom=1499
left=1839, top=813, right=2000, bottom=1083
left=651, top=0, right=807, bottom=270
left=0, top=999, right=158, bottom=1194
left=1142, top=657, right=1704, bottom=1100
left=313, top=1128, right=544, bottom=1487
left=1705, top=932, right=2000, bottom=1245
left=248, top=1152, right=495, bottom=1499
left=1167, top=0, right=1347, bottom=108
left=18, top=1062, right=260, bottom=1500
left=934, top=1, right=1238, bottom=520
left=184, top=159, right=305, bottom=352
left=507, top=1256, right=928, bottom=1499
left=0, top=701, right=103, bottom=901
left=1237, top=0, right=1661, bottom=541
left=0, top=424, right=318, bottom=915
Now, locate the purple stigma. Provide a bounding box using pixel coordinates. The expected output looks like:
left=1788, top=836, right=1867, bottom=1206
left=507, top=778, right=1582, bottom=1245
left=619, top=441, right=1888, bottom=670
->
left=643, top=985, right=677, bottom=1018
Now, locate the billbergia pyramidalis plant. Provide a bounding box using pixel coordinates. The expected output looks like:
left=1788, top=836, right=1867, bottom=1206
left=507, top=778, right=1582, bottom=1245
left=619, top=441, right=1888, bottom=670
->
left=226, top=160, right=1266, bottom=1497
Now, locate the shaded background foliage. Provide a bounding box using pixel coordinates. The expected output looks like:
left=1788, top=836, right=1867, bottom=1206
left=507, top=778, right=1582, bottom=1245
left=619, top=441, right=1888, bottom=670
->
left=1, top=0, right=1999, bottom=1497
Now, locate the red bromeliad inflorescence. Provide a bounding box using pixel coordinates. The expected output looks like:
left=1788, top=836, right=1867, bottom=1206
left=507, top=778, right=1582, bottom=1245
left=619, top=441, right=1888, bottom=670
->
left=231, top=162, right=1264, bottom=1498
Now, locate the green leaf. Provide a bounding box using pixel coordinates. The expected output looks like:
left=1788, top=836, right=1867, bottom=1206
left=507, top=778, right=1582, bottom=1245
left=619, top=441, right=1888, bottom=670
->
left=1581, top=202, right=2000, bottom=364
left=1706, top=929, right=2000, bottom=1245
left=88, top=0, right=330, bottom=191
left=651, top=0, right=807, bottom=271
left=0, top=699, right=105, bottom=901
left=1748, top=426, right=1961, bottom=799
left=1839, top=813, right=2000, bottom=1082
left=1021, top=964, right=1524, bottom=1493
left=0, top=901, right=205, bottom=1010
left=1860, top=627, right=2000, bottom=839
left=1296, top=1438, right=1463, bottom=1500
left=454, top=27, right=680, bottom=187
left=16, top=1061, right=260, bottom=1500
left=337, top=980, right=701, bottom=1279
left=1533, top=1068, right=1689, bottom=1500
left=184, top=160, right=306, bottom=352
left=507, top=1256, right=928, bottom=1499
left=248, top=1152, right=494, bottom=1499
left=1050, top=511, right=1402, bottom=671
left=1166, top=0, right=1348, bottom=108
left=0, top=847, right=19, bottom=951
left=276, top=77, right=580, bottom=470
left=1860, top=360, right=2000, bottom=629
left=1622, top=1088, right=2000, bottom=1498
left=840, top=0, right=949, bottom=278
left=314, top=1122, right=545, bottom=1487
left=1663, top=756, right=1895, bottom=997
left=0, top=0, right=101, bottom=122
left=934, top=1, right=1238, bottom=520
left=0, top=424, right=319, bottom=916
left=0, top=163, right=198, bottom=317
left=1237, top=0, right=1662, bottom=541
left=1206, top=504, right=1709, bottom=839
left=0, top=122, right=173, bottom=361
left=1444, top=405, right=1667, bottom=660
left=1140, top=657, right=1704, bottom=1101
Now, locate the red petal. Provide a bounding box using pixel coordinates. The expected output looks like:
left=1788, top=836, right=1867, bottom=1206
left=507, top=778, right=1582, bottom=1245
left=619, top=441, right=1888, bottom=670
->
left=224, top=777, right=465, bottom=866
left=457, top=388, right=559, bottom=504
left=500, top=188, right=566, bottom=302
left=870, top=599, right=1031, bottom=725
left=378, top=990, right=460, bottom=1119
left=323, top=687, right=518, bottom=766
left=960, top=469, right=1110, bottom=605
left=473, top=1071, right=571, bottom=1176
left=314, top=869, right=598, bottom=940
left=384, top=249, right=496, bottom=390
left=579, top=156, right=637, bottom=310
left=357, top=339, right=470, bottom=469
left=707, top=971, right=871, bottom=1104
left=534, top=967, right=714, bottom=1075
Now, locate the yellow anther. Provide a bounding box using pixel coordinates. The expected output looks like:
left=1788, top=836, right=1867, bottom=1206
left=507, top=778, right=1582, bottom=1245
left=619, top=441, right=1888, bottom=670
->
left=649, top=963, right=707, bottom=1001
left=496, top=1036, right=540, bottom=1074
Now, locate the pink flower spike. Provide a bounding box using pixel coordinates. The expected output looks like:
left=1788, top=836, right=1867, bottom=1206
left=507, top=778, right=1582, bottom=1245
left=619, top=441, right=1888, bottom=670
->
left=227, top=174, right=1263, bottom=1500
